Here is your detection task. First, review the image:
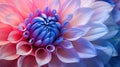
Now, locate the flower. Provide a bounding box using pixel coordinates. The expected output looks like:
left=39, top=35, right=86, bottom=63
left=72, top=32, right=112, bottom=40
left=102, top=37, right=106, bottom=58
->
left=0, top=0, right=113, bottom=67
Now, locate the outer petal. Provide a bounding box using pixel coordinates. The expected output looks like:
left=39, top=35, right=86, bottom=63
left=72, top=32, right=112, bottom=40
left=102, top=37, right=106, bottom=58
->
left=13, top=0, right=32, bottom=18
left=16, top=41, right=32, bottom=55
left=18, top=55, right=38, bottom=67
left=35, top=48, right=52, bottom=66
left=72, top=38, right=96, bottom=58
left=0, top=43, right=19, bottom=60
left=56, top=47, right=80, bottom=63
left=63, top=28, right=84, bottom=41
left=0, top=4, right=23, bottom=26
left=48, top=54, right=65, bottom=67
left=70, top=8, right=94, bottom=27
left=0, top=59, right=17, bottom=67
left=8, top=30, right=23, bottom=43
left=0, top=23, right=13, bottom=45
left=83, top=23, right=108, bottom=41
left=90, top=1, right=113, bottom=23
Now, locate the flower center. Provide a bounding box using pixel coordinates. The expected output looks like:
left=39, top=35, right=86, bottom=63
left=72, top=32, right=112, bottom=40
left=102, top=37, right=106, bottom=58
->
left=18, top=7, right=68, bottom=47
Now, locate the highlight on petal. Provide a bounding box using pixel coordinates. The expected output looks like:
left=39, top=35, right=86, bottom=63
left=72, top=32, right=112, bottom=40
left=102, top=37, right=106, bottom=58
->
left=18, top=55, right=38, bottom=67
left=48, top=54, right=65, bottom=67
left=80, top=0, right=95, bottom=7
left=0, top=43, right=19, bottom=60
left=0, top=23, right=13, bottom=45
left=0, top=4, right=23, bottom=26
left=35, top=48, right=52, bottom=66
left=60, top=40, right=73, bottom=49
left=72, top=38, right=96, bottom=58
left=60, top=0, right=80, bottom=17
left=83, top=23, right=108, bottom=41
left=70, top=8, right=94, bottom=27
left=63, top=28, right=84, bottom=41
left=13, top=0, right=32, bottom=18
left=16, top=41, right=32, bottom=55
left=56, top=47, right=80, bottom=63
left=8, top=30, right=23, bottom=43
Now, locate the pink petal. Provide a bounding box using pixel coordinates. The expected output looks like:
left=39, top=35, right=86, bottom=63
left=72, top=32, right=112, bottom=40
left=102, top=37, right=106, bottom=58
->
left=16, top=41, right=32, bottom=55
left=83, top=23, right=108, bottom=41
left=32, top=0, right=47, bottom=11
left=47, top=0, right=61, bottom=11
left=48, top=54, right=65, bottom=67
left=56, top=47, right=80, bottom=63
left=35, top=48, right=52, bottom=66
left=0, top=23, right=13, bottom=45
left=0, top=59, right=17, bottom=67
left=80, top=0, right=95, bottom=7
left=18, top=55, right=38, bottom=67
left=63, top=28, right=84, bottom=41
left=0, top=43, right=19, bottom=60
left=8, top=30, right=23, bottom=43
left=13, top=0, right=32, bottom=18
left=70, top=8, right=94, bottom=27
left=0, top=4, right=23, bottom=26
left=60, top=0, right=80, bottom=18
left=72, top=38, right=96, bottom=58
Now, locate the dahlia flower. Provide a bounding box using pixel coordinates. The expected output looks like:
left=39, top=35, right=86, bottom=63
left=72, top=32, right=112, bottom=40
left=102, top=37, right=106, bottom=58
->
left=0, top=0, right=113, bottom=67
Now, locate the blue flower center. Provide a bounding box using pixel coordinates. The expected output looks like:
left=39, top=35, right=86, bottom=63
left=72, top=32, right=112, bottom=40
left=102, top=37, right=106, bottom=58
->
left=19, top=7, right=69, bottom=47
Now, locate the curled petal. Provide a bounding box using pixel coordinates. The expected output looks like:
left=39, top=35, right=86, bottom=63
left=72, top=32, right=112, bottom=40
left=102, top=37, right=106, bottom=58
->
left=83, top=23, right=108, bottom=41
left=8, top=30, right=23, bottom=43
left=13, top=0, right=32, bottom=18
left=72, top=38, right=96, bottom=58
left=48, top=54, right=65, bottom=67
left=0, top=4, right=23, bottom=26
left=63, top=28, right=84, bottom=41
left=0, top=43, right=19, bottom=60
left=35, top=48, right=52, bottom=66
left=0, top=23, right=13, bottom=45
left=16, top=41, right=32, bottom=55
left=18, top=55, right=38, bottom=67
left=70, top=8, right=94, bottom=27
left=56, top=47, right=80, bottom=63
left=0, top=59, right=17, bottom=67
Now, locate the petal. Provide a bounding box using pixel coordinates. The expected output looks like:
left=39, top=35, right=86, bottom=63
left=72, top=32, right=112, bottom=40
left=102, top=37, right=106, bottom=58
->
left=60, top=40, right=73, bottom=49
left=0, top=59, right=17, bottom=67
left=16, top=41, right=32, bottom=55
left=0, top=23, right=13, bottom=45
left=56, top=47, right=80, bottom=63
left=47, top=0, right=61, bottom=12
left=72, top=38, right=96, bottom=58
left=63, top=28, right=84, bottom=41
left=80, top=0, right=95, bottom=7
left=8, top=30, right=23, bottom=43
left=0, top=43, right=19, bottom=60
left=83, top=23, right=108, bottom=41
left=83, top=58, right=104, bottom=67
left=48, top=54, right=65, bottom=67
left=60, top=0, right=80, bottom=17
left=0, top=4, right=23, bottom=26
left=18, top=55, right=38, bottom=67
left=35, top=48, right=52, bottom=66
left=13, top=0, right=32, bottom=18
left=70, top=8, right=94, bottom=27
left=32, top=0, right=47, bottom=11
